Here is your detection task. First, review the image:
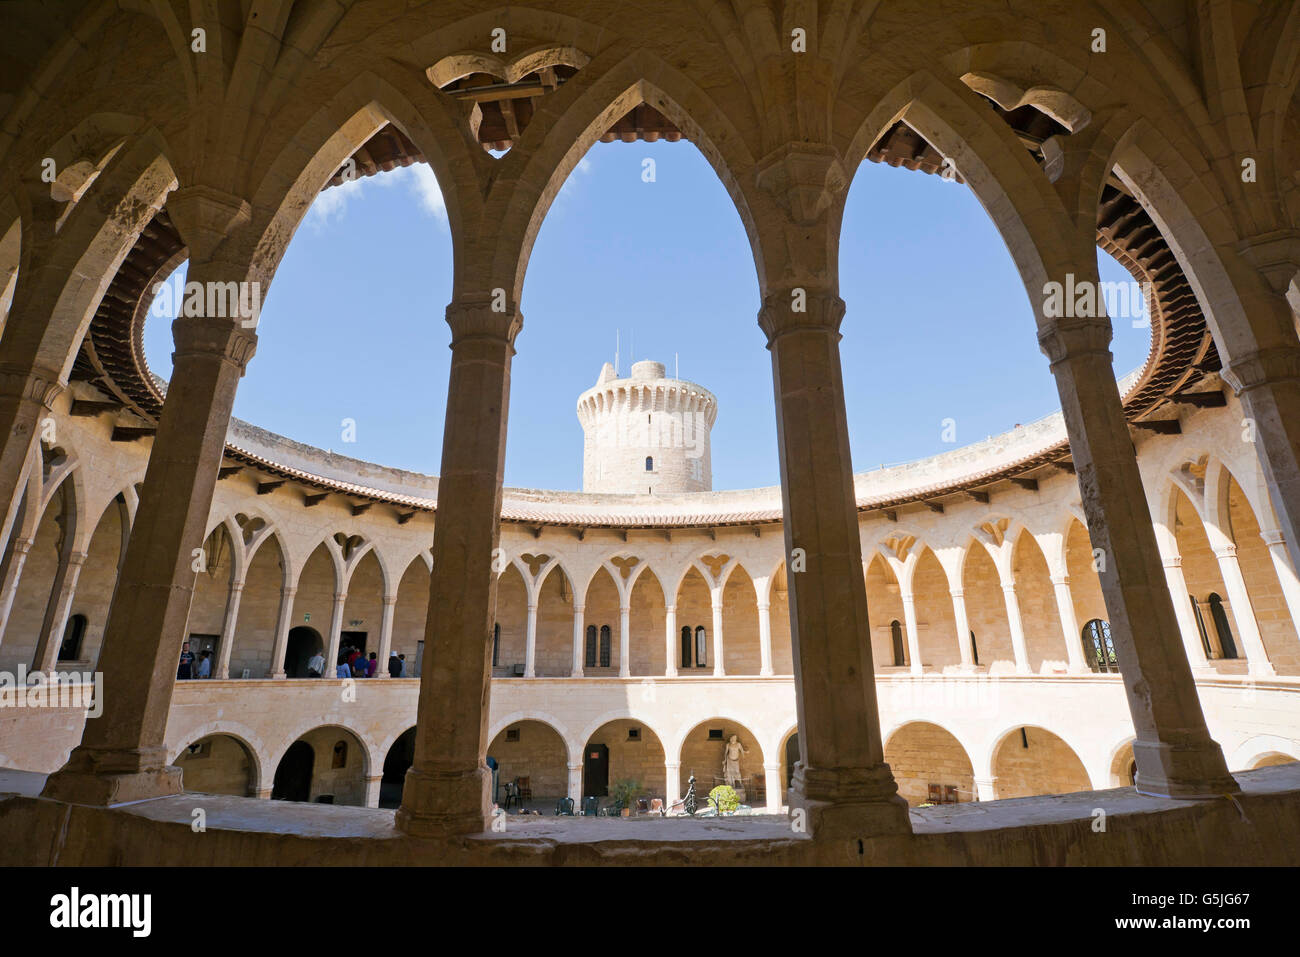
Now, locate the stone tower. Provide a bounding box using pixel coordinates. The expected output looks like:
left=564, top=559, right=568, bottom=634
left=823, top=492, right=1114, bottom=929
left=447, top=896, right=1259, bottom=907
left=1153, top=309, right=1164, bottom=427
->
left=577, top=359, right=717, bottom=494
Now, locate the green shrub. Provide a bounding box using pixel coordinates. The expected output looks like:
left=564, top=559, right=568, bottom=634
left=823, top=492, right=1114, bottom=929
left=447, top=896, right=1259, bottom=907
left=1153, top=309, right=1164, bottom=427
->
left=708, top=784, right=739, bottom=814
left=609, top=779, right=641, bottom=811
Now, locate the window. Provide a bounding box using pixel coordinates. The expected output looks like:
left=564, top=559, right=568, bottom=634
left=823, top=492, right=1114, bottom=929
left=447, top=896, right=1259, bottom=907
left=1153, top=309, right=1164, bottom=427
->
left=332, top=741, right=348, bottom=769
left=627, top=727, right=640, bottom=742
left=694, top=626, right=708, bottom=668
left=492, top=623, right=500, bottom=667
left=970, top=631, right=979, bottom=666
left=1208, top=593, right=1238, bottom=659
left=890, top=620, right=905, bottom=667
left=599, top=625, right=611, bottom=668
left=1081, top=619, right=1118, bottom=673
left=645, top=456, right=654, bottom=471
left=680, top=626, right=692, bottom=669
left=58, top=614, right=87, bottom=661
left=585, top=625, right=597, bottom=668
left=707, top=729, right=724, bottom=740
left=1191, top=594, right=1213, bottom=657
left=505, top=727, right=520, bottom=742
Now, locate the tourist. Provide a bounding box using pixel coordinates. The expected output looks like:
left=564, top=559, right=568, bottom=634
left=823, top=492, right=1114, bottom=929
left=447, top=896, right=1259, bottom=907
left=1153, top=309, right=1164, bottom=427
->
left=397, top=654, right=407, bottom=677
left=306, top=650, right=325, bottom=678
left=366, top=652, right=378, bottom=677
left=335, top=657, right=350, bottom=679
left=351, top=654, right=367, bottom=678
left=196, top=650, right=212, bottom=679
left=387, top=650, right=401, bottom=677
left=176, top=641, right=194, bottom=680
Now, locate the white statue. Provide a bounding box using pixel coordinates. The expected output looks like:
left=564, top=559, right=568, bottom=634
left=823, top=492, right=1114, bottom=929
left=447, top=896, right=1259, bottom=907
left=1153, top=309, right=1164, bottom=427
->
left=722, top=734, right=747, bottom=787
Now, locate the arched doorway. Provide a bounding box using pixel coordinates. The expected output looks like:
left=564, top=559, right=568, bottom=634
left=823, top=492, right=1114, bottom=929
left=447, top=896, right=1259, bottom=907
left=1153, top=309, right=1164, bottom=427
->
left=991, top=726, right=1091, bottom=799
left=884, top=722, right=975, bottom=806
left=783, top=732, right=800, bottom=793
left=176, top=734, right=257, bottom=796
left=487, top=720, right=568, bottom=811
left=379, top=727, right=416, bottom=809
left=284, top=626, right=323, bottom=677
left=678, top=719, right=764, bottom=806
left=271, top=740, right=314, bottom=802
left=581, top=720, right=665, bottom=809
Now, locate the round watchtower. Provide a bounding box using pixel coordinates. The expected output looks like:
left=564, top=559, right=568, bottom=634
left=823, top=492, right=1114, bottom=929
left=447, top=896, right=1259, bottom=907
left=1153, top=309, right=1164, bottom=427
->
left=576, top=360, right=717, bottom=494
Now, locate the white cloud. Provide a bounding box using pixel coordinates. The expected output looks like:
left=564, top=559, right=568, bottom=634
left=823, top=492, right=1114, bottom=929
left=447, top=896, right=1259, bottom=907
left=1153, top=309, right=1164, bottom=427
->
left=304, top=174, right=367, bottom=230
left=406, top=163, right=447, bottom=221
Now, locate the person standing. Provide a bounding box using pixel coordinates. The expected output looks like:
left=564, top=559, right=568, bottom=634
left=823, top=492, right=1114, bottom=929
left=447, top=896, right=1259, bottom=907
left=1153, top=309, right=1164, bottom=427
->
left=366, top=652, right=378, bottom=677
left=387, top=650, right=402, bottom=678
left=306, top=650, right=325, bottom=678
left=196, top=650, right=212, bottom=679
left=397, top=654, right=407, bottom=677
left=177, top=641, right=194, bottom=680
left=335, top=657, right=351, bottom=679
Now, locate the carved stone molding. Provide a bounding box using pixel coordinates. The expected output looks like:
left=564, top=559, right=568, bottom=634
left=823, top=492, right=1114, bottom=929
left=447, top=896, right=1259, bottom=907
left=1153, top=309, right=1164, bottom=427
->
left=445, top=299, right=523, bottom=346
left=0, top=364, right=64, bottom=407
left=757, top=288, right=846, bottom=345
left=1219, top=346, right=1300, bottom=393
left=171, top=317, right=258, bottom=370
left=755, top=143, right=847, bottom=226
left=1037, top=317, right=1113, bottom=365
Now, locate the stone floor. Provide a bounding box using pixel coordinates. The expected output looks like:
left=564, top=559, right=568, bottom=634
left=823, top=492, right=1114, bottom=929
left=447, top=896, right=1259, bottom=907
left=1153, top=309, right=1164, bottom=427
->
left=3, top=764, right=1298, bottom=865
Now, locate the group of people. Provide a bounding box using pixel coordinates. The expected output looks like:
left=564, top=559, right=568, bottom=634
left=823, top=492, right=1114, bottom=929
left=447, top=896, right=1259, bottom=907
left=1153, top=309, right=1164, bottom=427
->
left=304, top=646, right=409, bottom=679
left=176, top=641, right=212, bottom=679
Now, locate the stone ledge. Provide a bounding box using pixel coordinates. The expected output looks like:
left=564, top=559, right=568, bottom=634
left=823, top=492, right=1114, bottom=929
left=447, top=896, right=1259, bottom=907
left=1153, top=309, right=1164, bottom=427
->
left=1, top=764, right=1296, bottom=866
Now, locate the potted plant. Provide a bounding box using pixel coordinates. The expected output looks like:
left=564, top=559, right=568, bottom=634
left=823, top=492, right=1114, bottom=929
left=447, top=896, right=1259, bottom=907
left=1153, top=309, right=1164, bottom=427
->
left=609, top=779, right=641, bottom=817
left=707, top=784, right=740, bottom=815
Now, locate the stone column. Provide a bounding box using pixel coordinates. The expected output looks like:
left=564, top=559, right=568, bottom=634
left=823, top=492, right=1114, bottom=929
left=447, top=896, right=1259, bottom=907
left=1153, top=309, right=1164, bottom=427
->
left=396, top=297, right=519, bottom=838
left=759, top=279, right=909, bottom=838
left=41, top=192, right=259, bottom=805
left=1000, top=582, right=1031, bottom=675
left=757, top=599, right=774, bottom=676
left=1049, top=576, right=1090, bottom=674
left=375, top=594, right=396, bottom=678
left=571, top=603, right=585, bottom=677
left=524, top=599, right=538, bottom=678
left=267, top=585, right=297, bottom=679
left=709, top=588, right=724, bottom=677
left=324, top=592, right=346, bottom=675
left=0, top=366, right=61, bottom=553
left=0, top=536, right=33, bottom=643
left=618, top=600, right=630, bottom=678
left=664, top=603, right=678, bottom=677
left=567, top=764, right=583, bottom=802
left=665, top=761, right=681, bottom=805
left=973, top=776, right=998, bottom=801
left=1038, top=307, right=1236, bottom=797
left=899, top=589, right=923, bottom=675
left=1261, top=530, right=1300, bottom=640
left=1159, top=558, right=1213, bottom=673
left=215, top=579, right=244, bottom=679
left=764, top=762, right=782, bottom=813
left=364, top=774, right=383, bottom=808
left=1212, top=545, right=1275, bottom=676
left=34, top=550, right=88, bottom=672
left=949, top=589, right=975, bottom=671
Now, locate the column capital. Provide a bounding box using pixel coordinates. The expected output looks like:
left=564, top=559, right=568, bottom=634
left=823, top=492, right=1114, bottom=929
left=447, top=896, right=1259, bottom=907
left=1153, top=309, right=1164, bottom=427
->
left=664, top=603, right=676, bottom=613
left=1219, top=345, right=1300, bottom=394
left=949, top=588, right=965, bottom=600
left=381, top=593, right=398, bottom=606
left=66, top=550, right=89, bottom=568
left=172, top=316, right=257, bottom=371
left=527, top=600, right=539, bottom=611
left=1213, top=544, right=1239, bottom=560
left=663, top=761, right=681, bottom=770
left=757, top=288, right=845, bottom=346
left=445, top=298, right=522, bottom=347
left=0, top=363, right=63, bottom=407
left=165, top=185, right=252, bottom=262
left=754, top=142, right=847, bottom=225
left=333, top=591, right=348, bottom=603
left=572, top=603, right=585, bottom=615
left=228, top=579, right=246, bottom=592
left=281, top=586, right=298, bottom=599
left=1001, top=581, right=1018, bottom=594
left=1050, top=574, right=1071, bottom=586
left=11, top=536, right=34, bottom=555
left=1036, top=316, right=1113, bottom=365
left=1161, top=556, right=1183, bottom=569
left=1260, top=529, right=1287, bottom=547
left=756, top=599, right=770, bottom=611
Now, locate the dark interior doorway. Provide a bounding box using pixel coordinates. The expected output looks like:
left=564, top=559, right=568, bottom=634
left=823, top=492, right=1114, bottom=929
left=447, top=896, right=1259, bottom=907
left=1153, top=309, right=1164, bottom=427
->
left=284, top=626, right=323, bottom=677
left=380, top=727, right=417, bottom=809
left=272, top=740, right=314, bottom=802
left=341, top=629, right=367, bottom=654
left=583, top=742, right=609, bottom=797
left=785, top=733, right=800, bottom=789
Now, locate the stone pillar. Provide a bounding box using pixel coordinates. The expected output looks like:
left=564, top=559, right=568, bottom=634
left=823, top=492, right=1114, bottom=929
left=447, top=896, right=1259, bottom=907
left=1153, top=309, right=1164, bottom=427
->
left=949, top=589, right=975, bottom=671
left=899, top=590, right=923, bottom=675
left=617, top=601, right=630, bottom=678
left=34, top=550, right=88, bottom=672
left=665, top=761, right=681, bottom=805
left=396, top=297, right=519, bottom=838
left=567, top=764, right=583, bottom=802
left=324, top=592, right=347, bottom=675
left=524, top=599, right=538, bottom=678
left=267, top=585, right=297, bottom=679
left=375, top=594, right=396, bottom=678
left=215, top=579, right=244, bottom=679
left=1261, top=531, right=1300, bottom=641
left=759, top=279, right=909, bottom=838
left=250, top=786, right=272, bottom=800
left=1049, top=576, right=1090, bottom=674
left=364, top=774, right=383, bottom=808
left=1000, top=582, right=1031, bottom=675
left=1212, top=545, right=1275, bottom=676
left=1038, top=307, right=1236, bottom=797
left=973, top=776, right=998, bottom=801
left=0, top=536, right=33, bottom=643
left=1159, top=558, right=1213, bottom=673
left=757, top=599, right=774, bottom=675
left=709, top=587, right=724, bottom=677
left=41, top=191, right=259, bottom=805
left=764, top=762, right=782, bottom=813
left=571, top=603, right=585, bottom=677
left=664, top=603, right=678, bottom=677
left=0, top=365, right=61, bottom=554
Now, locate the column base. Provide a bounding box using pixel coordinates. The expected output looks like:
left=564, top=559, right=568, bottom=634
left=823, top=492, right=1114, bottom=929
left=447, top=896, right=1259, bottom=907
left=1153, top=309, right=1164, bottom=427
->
left=266, top=670, right=286, bottom=680
left=394, top=765, right=492, bottom=838
left=41, top=746, right=183, bottom=806
left=788, top=763, right=912, bottom=839
left=1132, top=738, right=1240, bottom=798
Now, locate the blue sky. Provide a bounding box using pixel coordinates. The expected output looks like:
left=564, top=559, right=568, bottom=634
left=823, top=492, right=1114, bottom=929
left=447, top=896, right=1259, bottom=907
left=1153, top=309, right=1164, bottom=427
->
left=144, top=140, right=1148, bottom=491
